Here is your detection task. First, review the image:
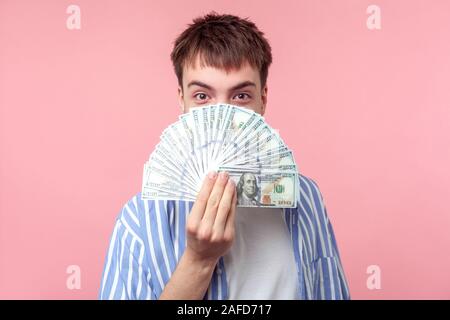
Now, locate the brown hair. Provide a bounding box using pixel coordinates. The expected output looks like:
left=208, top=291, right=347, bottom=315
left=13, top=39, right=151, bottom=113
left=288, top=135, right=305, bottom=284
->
left=170, top=12, right=272, bottom=89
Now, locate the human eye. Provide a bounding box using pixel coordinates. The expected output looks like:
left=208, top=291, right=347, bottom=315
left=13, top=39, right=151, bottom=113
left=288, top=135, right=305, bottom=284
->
left=193, top=92, right=210, bottom=103
left=232, top=93, right=252, bottom=103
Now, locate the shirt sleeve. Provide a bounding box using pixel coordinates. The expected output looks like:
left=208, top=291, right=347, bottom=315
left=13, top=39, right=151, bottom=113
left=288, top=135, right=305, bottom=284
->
left=308, top=178, right=351, bottom=300
left=98, top=202, right=156, bottom=300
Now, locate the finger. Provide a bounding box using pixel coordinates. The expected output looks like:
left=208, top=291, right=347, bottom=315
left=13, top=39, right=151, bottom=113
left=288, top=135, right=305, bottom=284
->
left=200, top=171, right=229, bottom=230
left=189, top=171, right=217, bottom=227
left=212, top=178, right=236, bottom=238
left=223, top=188, right=237, bottom=242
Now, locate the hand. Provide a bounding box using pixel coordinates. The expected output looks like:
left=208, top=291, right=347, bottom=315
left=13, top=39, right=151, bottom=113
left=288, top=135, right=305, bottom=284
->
left=185, top=171, right=237, bottom=265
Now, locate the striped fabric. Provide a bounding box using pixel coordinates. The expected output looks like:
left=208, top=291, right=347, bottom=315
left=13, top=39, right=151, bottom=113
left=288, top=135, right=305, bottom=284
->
left=99, top=174, right=350, bottom=300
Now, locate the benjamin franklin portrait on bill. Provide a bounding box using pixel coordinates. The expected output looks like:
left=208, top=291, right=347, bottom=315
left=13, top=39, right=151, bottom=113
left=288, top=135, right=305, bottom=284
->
left=237, top=172, right=262, bottom=206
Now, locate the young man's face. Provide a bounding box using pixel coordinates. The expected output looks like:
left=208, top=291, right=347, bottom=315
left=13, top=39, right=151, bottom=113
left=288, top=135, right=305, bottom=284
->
left=178, top=55, right=268, bottom=115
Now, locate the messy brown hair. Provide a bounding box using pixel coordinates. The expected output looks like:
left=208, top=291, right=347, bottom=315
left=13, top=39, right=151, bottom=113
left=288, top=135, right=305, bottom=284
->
left=170, top=12, right=272, bottom=89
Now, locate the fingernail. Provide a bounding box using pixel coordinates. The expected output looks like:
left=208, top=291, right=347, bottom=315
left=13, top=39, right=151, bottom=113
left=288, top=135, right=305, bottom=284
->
left=219, top=171, right=228, bottom=180
left=208, top=171, right=217, bottom=180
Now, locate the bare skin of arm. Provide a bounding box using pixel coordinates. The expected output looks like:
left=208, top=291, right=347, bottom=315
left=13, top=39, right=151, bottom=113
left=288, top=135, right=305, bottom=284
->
left=159, top=171, right=237, bottom=300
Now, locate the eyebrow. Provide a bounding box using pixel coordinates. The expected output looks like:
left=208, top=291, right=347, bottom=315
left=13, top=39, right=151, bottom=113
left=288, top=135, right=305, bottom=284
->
left=187, top=80, right=256, bottom=91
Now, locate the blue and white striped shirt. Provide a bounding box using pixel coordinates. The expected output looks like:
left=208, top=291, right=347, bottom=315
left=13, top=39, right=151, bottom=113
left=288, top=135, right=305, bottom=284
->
left=99, top=174, right=350, bottom=300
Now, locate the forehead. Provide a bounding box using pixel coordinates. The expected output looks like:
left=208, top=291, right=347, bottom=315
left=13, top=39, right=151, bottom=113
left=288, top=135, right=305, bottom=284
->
left=244, top=174, right=256, bottom=180
left=182, top=55, right=261, bottom=89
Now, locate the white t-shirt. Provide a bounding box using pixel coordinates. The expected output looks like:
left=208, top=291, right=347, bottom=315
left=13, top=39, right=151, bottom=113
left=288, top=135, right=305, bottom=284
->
left=222, top=207, right=299, bottom=299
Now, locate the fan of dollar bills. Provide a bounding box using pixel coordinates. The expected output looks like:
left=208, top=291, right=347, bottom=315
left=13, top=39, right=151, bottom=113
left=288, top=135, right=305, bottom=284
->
left=141, top=104, right=299, bottom=208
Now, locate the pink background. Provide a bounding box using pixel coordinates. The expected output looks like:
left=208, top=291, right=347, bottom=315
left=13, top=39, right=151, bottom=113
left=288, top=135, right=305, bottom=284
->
left=1, top=0, right=450, bottom=299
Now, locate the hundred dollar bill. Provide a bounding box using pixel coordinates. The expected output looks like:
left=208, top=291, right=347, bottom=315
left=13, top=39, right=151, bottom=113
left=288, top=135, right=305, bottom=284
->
left=222, top=170, right=298, bottom=208
left=141, top=162, right=198, bottom=200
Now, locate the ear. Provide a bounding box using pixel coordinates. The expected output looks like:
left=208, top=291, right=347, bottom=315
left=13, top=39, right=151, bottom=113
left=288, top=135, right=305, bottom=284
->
left=177, top=86, right=185, bottom=113
left=260, top=85, right=268, bottom=116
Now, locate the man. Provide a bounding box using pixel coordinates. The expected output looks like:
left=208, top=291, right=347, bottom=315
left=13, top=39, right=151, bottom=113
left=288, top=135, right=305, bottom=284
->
left=237, top=173, right=261, bottom=206
left=99, top=12, right=350, bottom=300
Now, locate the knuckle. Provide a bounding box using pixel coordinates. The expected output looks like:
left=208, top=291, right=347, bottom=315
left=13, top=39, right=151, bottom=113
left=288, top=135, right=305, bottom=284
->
left=218, top=178, right=228, bottom=187
left=196, top=194, right=209, bottom=204
left=208, top=196, right=220, bottom=210
left=210, top=233, right=222, bottom=244
left=223, top=231, right=235, bottom=243
left=197, top=189, right=212, bottom=203
left=198, top=227, right=212, bottom=241
left=186, top=222, right=198, bottom=236
left=223, top=235, right=233, bottom=244
left=219, top=204, right=231, bottom=212
left=218, top=203, right=230, bottom=213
